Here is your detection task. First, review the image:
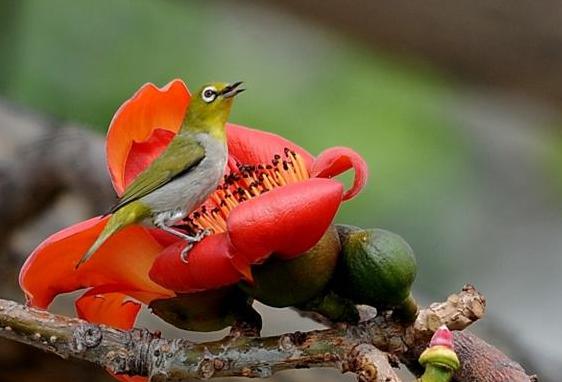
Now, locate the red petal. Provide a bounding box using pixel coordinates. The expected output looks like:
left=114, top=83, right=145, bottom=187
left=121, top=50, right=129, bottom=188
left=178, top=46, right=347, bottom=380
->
left=76, top=288, right=141, bottom=330
left=147, top=228, right=182, bottom=248
left=106, top=79, right=190, bottom=195
left=149, top=233, right=241, bottom=293
left=227, top=124, right=314, bottom=170
left=19, top=217, right=173, bottom=309
left=311, top=147, right=368, bottom=200
left=113, top=376, right=147, bottom=382
left=124, top=129, right=176, bottom=189
left=227, top=178, right=343, bottom=267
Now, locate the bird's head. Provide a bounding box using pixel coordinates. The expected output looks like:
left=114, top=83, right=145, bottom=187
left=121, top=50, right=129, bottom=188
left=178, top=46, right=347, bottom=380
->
left=185, top=81, right=245, bottom=140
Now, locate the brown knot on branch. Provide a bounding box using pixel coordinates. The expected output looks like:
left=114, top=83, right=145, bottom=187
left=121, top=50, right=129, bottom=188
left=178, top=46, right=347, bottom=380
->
left=0, top=286, right=534, bottom=381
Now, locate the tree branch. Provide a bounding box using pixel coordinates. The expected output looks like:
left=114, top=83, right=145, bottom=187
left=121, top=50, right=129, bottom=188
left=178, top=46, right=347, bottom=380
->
left=346, top=344, right=402, bottom=382
left=453, top=331, right=538, bottom=382
left=0, top=285, right=533, bottom=381
left=0, top=126, right=112, bottom=239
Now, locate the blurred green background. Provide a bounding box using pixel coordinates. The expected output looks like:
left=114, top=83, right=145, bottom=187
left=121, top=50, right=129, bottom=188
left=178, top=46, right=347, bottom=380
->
left=1, top=0, right=561, bottom=381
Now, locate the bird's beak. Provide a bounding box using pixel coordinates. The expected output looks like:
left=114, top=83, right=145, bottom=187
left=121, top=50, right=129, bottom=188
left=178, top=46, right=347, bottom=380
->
left=221, top=81, right=245, bottom=98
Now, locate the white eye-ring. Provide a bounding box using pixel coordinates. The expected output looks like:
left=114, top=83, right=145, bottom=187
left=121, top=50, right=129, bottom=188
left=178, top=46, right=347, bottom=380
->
left=201, top=86, right=217, bottom=103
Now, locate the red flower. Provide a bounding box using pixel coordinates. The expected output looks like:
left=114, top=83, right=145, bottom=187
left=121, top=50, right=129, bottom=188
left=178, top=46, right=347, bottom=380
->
left=19, top=79, right=367, bottom=334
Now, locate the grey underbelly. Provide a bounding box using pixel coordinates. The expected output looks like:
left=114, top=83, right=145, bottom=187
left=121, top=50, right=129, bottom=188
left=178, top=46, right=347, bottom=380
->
left=140, top=166, right=219, bottom=214
left=140, top=135, right=227, bottom=219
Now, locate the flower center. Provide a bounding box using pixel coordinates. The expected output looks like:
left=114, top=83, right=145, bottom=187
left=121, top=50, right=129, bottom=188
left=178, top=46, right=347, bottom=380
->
left=180, top=149, right=309, bottom=235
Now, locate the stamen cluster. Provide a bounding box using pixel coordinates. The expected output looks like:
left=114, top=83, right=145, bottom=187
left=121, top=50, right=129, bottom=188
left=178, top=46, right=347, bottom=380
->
left=181, top=148, right=309, bottom=234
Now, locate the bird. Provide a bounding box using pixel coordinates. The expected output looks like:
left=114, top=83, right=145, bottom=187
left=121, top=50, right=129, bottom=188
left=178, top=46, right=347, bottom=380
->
left=76, top=81, right=245, bottom=268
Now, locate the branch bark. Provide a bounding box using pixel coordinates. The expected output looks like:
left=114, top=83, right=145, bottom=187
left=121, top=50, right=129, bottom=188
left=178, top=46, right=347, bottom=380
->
left=453, top=331, right=538, bottom=382
left=0, top=285, right=534, bottom=381
left=346, top=344, right=401, bottom=382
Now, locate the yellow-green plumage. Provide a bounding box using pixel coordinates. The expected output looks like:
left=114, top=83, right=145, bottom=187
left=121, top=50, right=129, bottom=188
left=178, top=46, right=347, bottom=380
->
left=77, top=81, right=244, bottom=267
left=109, top=137, right=206, bottom=213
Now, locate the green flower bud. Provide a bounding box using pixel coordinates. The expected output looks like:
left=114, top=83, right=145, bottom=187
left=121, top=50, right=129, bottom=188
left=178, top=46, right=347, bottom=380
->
left=418, top=326, right=460, bottom=382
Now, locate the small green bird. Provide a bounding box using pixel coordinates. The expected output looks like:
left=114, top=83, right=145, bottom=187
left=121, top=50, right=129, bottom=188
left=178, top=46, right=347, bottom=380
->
left=77, top=81, right=245, bottom=267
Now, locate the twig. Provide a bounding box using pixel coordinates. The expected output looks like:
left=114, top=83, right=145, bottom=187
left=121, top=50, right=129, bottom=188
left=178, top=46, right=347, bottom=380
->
left=0, top=286, right=520, bottom=382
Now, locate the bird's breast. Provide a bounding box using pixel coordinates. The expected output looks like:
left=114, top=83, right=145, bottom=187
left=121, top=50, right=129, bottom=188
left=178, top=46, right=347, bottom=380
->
left=141, top=134, right=227, bottom=215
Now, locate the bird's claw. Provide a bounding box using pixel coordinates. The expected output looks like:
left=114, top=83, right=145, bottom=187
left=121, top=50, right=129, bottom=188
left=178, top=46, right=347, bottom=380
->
left=195, top=228, right=213, bottom=240
left=180, top=243, right=194, bottom=263
left=179, top=228, right=214, bottom=263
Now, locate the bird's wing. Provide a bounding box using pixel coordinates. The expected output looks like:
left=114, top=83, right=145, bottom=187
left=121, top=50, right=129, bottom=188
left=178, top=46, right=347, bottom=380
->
left=110, top=137, right=206, bottom=213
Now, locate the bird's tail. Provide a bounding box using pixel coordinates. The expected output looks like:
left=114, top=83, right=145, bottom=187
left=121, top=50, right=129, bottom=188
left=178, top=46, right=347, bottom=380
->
left=76, top=202, right=148, bottom=268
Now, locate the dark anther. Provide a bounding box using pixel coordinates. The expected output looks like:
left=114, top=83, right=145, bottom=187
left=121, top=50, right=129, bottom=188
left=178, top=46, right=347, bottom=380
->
left=290, top=331, right=307, bottom=346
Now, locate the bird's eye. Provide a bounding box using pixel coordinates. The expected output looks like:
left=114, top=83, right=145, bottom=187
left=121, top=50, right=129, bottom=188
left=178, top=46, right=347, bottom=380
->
left=201, top=86, right=217, bottom=103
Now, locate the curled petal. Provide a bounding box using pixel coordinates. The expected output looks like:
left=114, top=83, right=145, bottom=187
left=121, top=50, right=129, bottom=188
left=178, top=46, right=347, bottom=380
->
left=19, top=217, right=173, bottom=309
left=76, top=288, right=141, bottom=330
left=149, top=233, right=241, bottom=293
left=311, top=146, right=368, bottom=200
left=227, top=124, right=314, bottom=170
left=227, top=178, right=343, bottom=268
left=107, top=79, right=190, bottom=195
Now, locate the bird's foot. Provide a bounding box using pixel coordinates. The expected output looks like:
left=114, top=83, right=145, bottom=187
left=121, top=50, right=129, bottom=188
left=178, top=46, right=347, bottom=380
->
left=180, top=228, right=214, bottom=263
left=194, top=228, right=213, bottom=241
left=180, top=243, right=194, bottom=263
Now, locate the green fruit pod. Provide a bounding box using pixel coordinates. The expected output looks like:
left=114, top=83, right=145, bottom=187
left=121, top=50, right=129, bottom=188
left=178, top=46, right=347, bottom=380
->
left=336, top=226, right=417, bottom=318
left=240, top=226, right=341, bottom=307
